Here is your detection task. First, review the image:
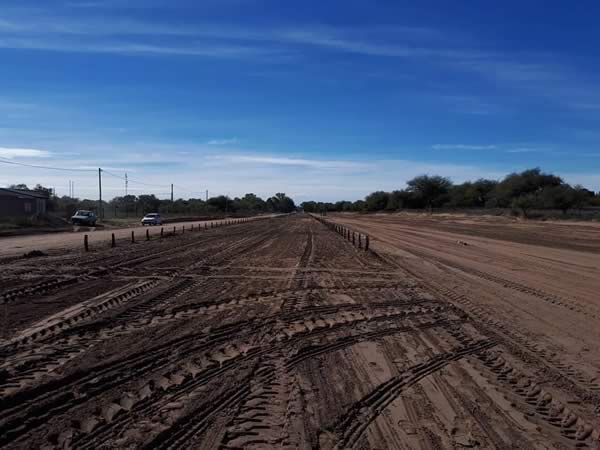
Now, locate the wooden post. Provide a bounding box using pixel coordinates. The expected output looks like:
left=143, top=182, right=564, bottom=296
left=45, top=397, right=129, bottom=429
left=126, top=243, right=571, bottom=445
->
left=365, top=235, right=370, bottom=251
left=131, top=231, right=135, bottom=243
left=161, top=227, right=164, bottom=237
left=111, top=233, right=116, bottom=248
left=84, top=234, right=89, bottom=252
left=182, top=226, right=185, bottom=234
left=358, top=234, right=362, bottom=249
left=205, top=223, right=208, bottom=229
left=352, top=232, right=356, bottom=245
left=146, top=229, right=150, bottom=241
left=173, top=226, right=176, bottom=233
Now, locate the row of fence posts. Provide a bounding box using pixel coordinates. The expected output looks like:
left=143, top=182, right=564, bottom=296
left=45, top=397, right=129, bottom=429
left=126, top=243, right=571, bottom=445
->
left=312, top=216, right=369, bottom=251
left=83, top=217, right=251, bottom=251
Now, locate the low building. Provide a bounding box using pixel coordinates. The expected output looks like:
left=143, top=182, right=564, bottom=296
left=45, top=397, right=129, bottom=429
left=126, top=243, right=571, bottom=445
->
left=0, top=188, right=49, bottom=218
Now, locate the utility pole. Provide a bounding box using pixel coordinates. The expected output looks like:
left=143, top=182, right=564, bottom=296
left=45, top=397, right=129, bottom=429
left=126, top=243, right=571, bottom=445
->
left=98, top=168, right=103, bottom=219
left=205, top=190, right=208, bottom=202
left=72, top=181, right=74, bottom=199
left=125, top=173, right=128, bottom=196
left=171, top=184, right=174, bottom=202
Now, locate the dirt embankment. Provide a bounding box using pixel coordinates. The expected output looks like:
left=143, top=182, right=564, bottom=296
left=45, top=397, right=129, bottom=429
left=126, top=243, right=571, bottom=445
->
left=1, top=214, right=599, bottom=449
left=0, top=216, right=264, bottom=258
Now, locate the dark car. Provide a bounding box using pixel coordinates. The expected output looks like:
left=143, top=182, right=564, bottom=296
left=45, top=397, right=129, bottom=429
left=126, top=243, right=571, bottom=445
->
left=71, top=210, right=97, bottom=226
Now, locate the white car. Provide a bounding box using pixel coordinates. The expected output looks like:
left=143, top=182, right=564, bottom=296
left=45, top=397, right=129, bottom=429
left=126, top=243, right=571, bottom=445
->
left=141, top=213, right=162, bottom=226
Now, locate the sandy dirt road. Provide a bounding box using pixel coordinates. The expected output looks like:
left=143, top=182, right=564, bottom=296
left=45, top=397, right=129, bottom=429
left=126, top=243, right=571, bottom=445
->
left=1, top=213, right=600, bottom=449
left=0, top=217, right=259, bottom=258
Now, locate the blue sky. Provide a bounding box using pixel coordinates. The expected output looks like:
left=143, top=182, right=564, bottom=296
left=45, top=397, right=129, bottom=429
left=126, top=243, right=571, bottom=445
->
left=1, top=0, right=600, bottom=201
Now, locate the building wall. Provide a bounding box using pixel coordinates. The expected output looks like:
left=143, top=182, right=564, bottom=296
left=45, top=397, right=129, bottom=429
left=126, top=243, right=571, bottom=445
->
left=0, top=195, right=46, bottom=218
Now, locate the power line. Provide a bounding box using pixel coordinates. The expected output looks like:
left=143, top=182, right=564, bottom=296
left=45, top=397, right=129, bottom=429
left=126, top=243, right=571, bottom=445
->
left=100, top=170, right=126, bottom=180
left=0, top=158, right=209, bottom=200
left=0, top=157, right=97, bottom=172
left=102, top=169, right=172, bottom=189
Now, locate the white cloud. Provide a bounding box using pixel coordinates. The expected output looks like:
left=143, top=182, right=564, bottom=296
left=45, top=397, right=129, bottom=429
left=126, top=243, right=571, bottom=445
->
left=215, top=155, right=365, bottom=170
left=3, top=143, right=599, bottom=201
left=432, top=144, right=497, bottom=150
left=2, top=10, right=600, bottom=111
left=207, top=138, right=239, bottom=146
left=505, top=147, right=542, bottom=153
left=0, top=38, right=273, bottom=59
left=0, top=147, right=51, bottom=158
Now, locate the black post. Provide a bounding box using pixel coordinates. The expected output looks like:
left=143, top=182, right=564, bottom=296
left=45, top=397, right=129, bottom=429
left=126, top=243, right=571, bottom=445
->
left=352, top=232, right=356, bottom=245
left=84, top=234, right=89, bottom=252
left=173, top=226, right=176, bottom=234
left=161, top=227, right=164, bottom=237
left=98, top=168, right=103, bottom=220
left=111, top=233, right=116, bottom=248
left=365, top=235, right=370, bottom=251
left=146, top=229, right=150, bottom=241
left=358, top=234, right=362, bottom=249
left=131, top=231, right=135, bottom=243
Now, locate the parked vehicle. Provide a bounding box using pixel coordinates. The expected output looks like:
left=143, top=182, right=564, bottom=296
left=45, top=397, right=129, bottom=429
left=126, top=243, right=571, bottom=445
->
left=141, top=213, right=162, bottom=225
left=71, top=210, right=97, bottom=226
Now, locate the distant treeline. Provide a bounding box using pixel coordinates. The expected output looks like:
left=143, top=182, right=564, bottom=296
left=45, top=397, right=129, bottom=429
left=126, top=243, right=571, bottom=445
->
left=104, top=192, right=296, bottom=216
left=7, top=184, right=296, bottom=217
left=301, top=168, right=600, bottom=217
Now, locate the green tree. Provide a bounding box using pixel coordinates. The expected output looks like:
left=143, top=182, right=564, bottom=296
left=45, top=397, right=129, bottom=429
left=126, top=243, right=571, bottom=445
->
left=268, top=193, right=296, bottom=213
left=137, top=194, right=161, bottom=214
left=540, top=185, right=581, bottom=214
left=492, top=168, right=562, bottom=207
left=300, top=201, right=318, bottom=213
left=239, top=193, right=266, bottom=211
left=512, top=192, right=541, bottom=217
left=406, top=175, right=453, bottom=209
left=364, top=191, right=390, bottom=211
left=449, top=179, right=497, bottom=207
left=8, top=183, right=30, bottom=190
left=207, top=195, right=229, bottom=212
left=352, top=200, right=366, bottom=211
